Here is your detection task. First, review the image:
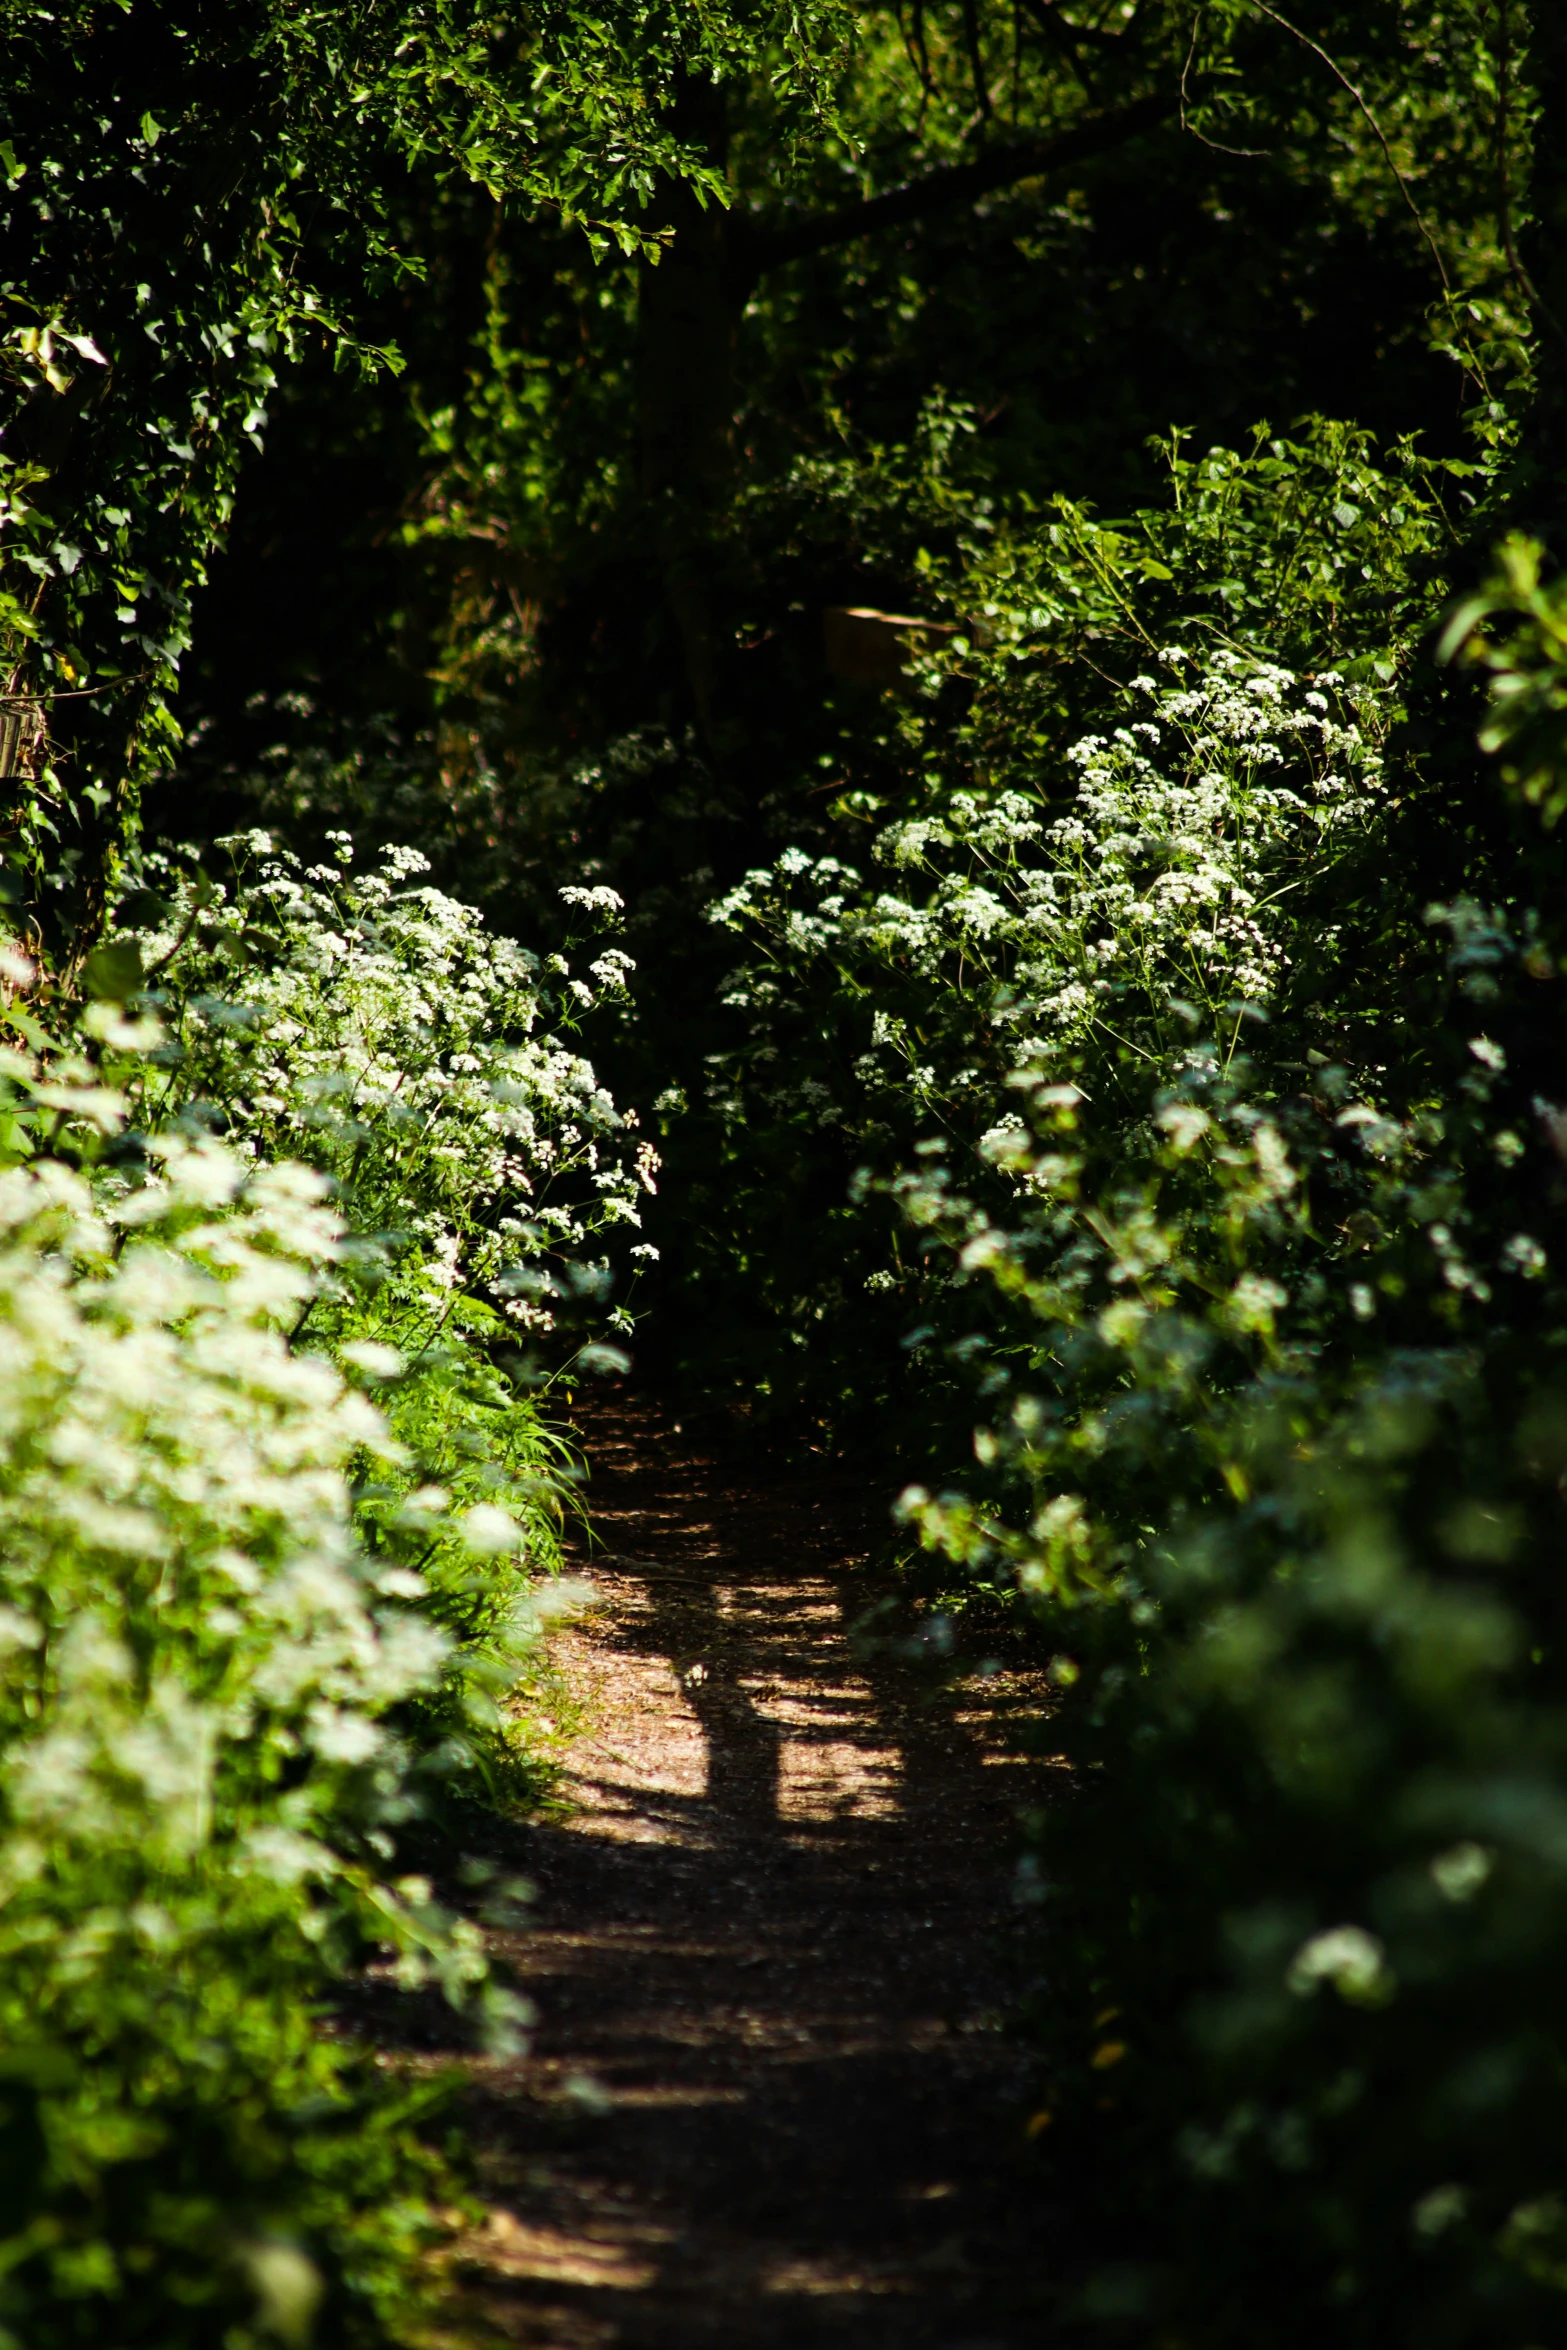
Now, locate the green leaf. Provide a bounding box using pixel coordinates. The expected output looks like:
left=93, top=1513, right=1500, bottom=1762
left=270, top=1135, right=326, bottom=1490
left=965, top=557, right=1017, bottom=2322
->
left=81, top=940, right=146, bottom=1000
left=1436, top=592, right=1495, bottom=666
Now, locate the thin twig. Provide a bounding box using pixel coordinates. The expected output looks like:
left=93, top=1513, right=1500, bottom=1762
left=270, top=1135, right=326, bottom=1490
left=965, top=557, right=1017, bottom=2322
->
left=0, top=673, right=151, bottom=705
left=1249, top=0, right=1451, bottom=293
left=894, top=0, right=928, bottom=96
left=1179, top=6, right=1266, bottom=157
left=910, top=0, right=933, bottom=99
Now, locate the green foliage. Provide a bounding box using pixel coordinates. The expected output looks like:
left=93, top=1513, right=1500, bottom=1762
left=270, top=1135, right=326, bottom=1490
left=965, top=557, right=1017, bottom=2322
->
left=681, top=419, right=1448, bottom=1421
left=114, top=830, right=654, bottom=1760
left=906, top=900, right=1567, bottom=2344
left=0, top=0, right=854, bottom=950
left=1440, top=530, right=1567, bottom=822
left=9, top=3, right=1566, bottom=2345
left=167, top=0, right=1533, bottom=918
left=683, top=403, right=1567, bottom=2339
left=0, top=837, right=640, bottom=2341
left=0, top=1112, right=468, bottom=2346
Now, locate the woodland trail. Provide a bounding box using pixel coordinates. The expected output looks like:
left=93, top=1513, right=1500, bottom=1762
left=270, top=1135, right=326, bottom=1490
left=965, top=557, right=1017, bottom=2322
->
left=447, top=1394, right=1066, bottom=2349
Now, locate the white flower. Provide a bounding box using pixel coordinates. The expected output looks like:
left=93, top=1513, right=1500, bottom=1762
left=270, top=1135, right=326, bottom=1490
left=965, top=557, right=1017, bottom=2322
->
left=459, top=1503, right=524, bottom=1555
left=339, top=1339, right=405, bottom=1379
left=1287, top=1926, right=1394, bottom=2005
left=1156, top=1103, right=1211, bottom=1152
left=559, top=884, right=625, bottom=913
left=1227, top=1273, right=1289, bottom=1335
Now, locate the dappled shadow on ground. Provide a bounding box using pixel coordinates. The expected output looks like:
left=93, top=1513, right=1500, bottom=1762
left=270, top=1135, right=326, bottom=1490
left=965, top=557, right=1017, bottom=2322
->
left=449, top=1395, right=1065, bottom=2348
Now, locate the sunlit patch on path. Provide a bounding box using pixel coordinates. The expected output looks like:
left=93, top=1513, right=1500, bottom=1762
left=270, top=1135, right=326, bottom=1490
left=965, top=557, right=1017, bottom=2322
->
left=450, top=1395, right=1063, bottom=2348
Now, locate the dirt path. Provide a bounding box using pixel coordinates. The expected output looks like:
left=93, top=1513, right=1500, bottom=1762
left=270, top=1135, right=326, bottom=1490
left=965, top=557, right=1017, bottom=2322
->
left=451, top=1396, right=1063, bottom=2348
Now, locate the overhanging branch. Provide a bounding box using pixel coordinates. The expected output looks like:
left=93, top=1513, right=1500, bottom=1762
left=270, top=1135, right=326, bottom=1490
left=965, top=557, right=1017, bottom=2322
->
left=738, top=89, right=1175, bottom=282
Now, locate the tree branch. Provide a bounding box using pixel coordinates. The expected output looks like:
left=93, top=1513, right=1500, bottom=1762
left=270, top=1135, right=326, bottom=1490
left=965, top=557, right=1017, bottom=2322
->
left=739, top=91, right=1175, bottom=282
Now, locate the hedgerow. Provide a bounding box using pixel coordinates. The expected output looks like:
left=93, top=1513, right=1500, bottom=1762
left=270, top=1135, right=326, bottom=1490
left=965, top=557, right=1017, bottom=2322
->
left=679, top=419, right=1448, bottom=1423
left=694, top=409, right=1567, bottom=2341
left=0, top=838, right=641, bottom=2343
left=111, top=832, right=655, bottom=1766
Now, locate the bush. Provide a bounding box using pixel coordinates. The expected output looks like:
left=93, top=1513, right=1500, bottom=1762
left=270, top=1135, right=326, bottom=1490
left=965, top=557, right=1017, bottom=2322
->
left=114, top=831, right=655, bottom=1769
left=691, top=419, right=1441, bottom=1428
left=0, top=839, right=639, bottom=2344
left=693, top=419, right=1567, bottom=2343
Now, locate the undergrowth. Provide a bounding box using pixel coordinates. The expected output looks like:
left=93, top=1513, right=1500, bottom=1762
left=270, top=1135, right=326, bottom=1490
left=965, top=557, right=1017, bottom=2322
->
left=688, top=416, right=1567, bottom=2343
left=0, top=837, right=642, bottom=2344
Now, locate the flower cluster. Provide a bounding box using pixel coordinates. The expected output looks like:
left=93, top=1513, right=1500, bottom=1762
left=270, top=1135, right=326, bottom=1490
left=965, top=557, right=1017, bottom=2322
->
left=708, top=654, right=1386, bottom=1134
left=0, top=1142, right=452, bottom=1893
left=0, top=1098, right=525, bottom=2343
left=0, top=835, right=642, bottom=2342
left=125, top=833, right=649, bottom=1340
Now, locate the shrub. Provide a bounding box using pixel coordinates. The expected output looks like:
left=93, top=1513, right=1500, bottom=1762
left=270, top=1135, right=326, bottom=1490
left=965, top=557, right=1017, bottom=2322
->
left=0, top=839, right=639, bottom=2343
left=692, top=419, right=1440, bottom=1428
left=114, top=830, right=655, bottom=1770
left=696, top=419, right=1567, bottom=2342
left=0, top=1132, right=463, bottom=2346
